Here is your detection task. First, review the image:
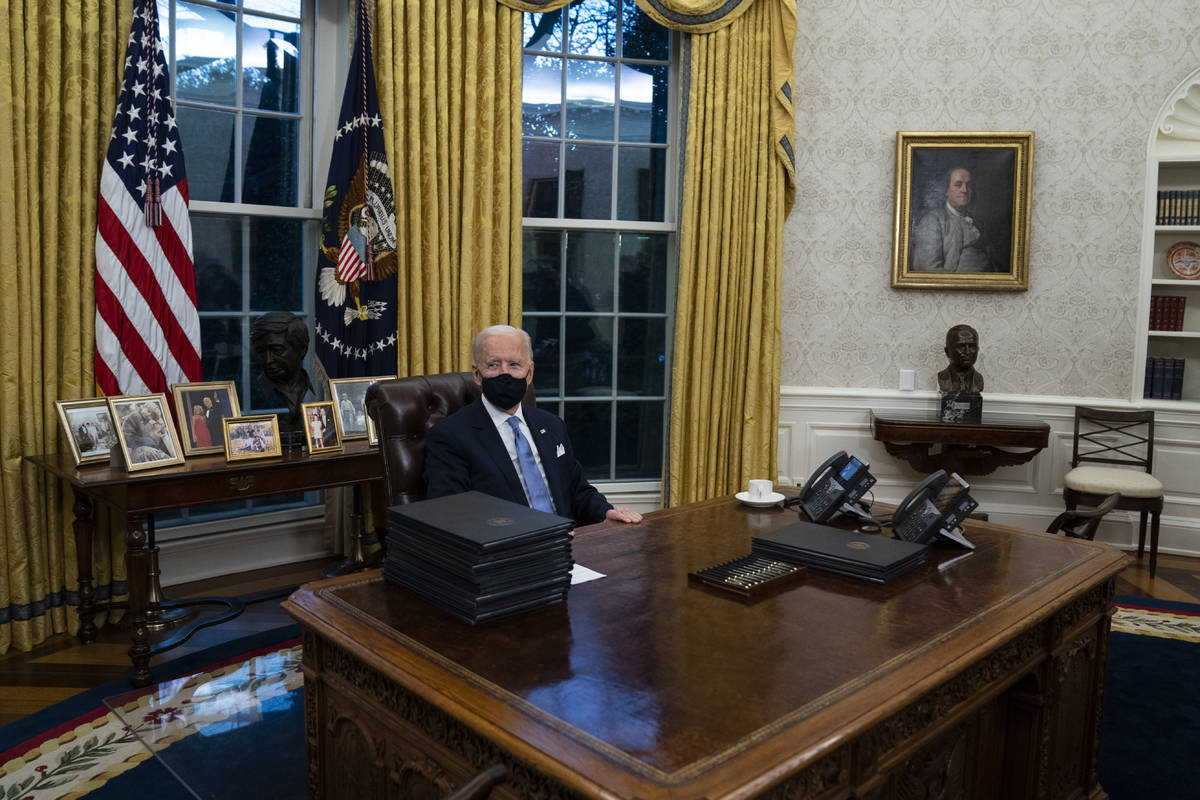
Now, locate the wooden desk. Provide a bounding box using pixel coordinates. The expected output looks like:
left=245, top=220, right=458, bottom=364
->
left=871, top=410, right=1051, bottom=475
left=285, top=495, right=1126, bottom=800
left=28, top=441, right=383, bottom=687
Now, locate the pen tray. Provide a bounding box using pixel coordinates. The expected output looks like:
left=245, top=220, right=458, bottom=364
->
left=688, top=554, right=806, bottom=601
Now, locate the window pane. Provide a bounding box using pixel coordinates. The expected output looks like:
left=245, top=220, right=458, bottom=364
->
left=565, top=231, right=614, bottom=312
left=175, top=1, right=238, bottom=106
left=525, top=318, right=560, bottom=398
left=200, top=316, right=243, bottom=386
left=619, top=233, right=668, bottom=313
left=242, top=113, right=299, bottom=206
left=244, top=17, right=301, bottom=114
left=178, top=107, right=236, bottom=202
left=245, top=0, right=300, bottom=16
left=523, top=229, right=562, bottom=311
left=616, top=146, right=666, bottom=221
left=522, top=55, right=562, bottom=137
left=564, top=143, right=612, bottom=219
left=615, top=401, right=663, bottom=479
left=563, top=402, right=612, bottom=478
left=567, top=0, right=616, bottom=57
left=192, top=215, right=242, bottom=310
left=621, top=0, right=669, bottom=61
left=523, top=140, right=560, bottom=217
left=248, top=217, right=304, bottom=311
left=617, top=318, right=665, bottom=395
left=566, top=60, right=614, bottom=141
left=619, top=63, right=668, bottom=143
left=523, top=11, right=563, bottom=52
left=564, top=317, right=612, bottom=395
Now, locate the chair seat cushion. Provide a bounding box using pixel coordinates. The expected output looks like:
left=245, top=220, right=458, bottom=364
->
left=1064, top=466, right=1163, bottom=498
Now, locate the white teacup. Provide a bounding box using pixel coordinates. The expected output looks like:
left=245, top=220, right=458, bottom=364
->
left=747, top=479, right=774, bottom=500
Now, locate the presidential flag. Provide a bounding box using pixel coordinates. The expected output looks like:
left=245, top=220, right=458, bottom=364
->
left=95, top=0, right=201, bottom=396
left=315, top=0, right=398, bottom=378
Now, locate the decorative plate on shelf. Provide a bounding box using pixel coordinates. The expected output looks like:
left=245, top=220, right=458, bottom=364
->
left=1166, top=241, right=1200, bottom=279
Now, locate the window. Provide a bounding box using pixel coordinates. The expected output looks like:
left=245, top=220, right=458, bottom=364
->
left=521, top=0, right=675, bottom=482
left=157, top=0, right=320, bottom=524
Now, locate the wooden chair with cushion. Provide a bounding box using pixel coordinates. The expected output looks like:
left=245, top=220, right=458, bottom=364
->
left=1063, top=406, right=1164, bottom=576
left=363, top=372, right=535, bottom=507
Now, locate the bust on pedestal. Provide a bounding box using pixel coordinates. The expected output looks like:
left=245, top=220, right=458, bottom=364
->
left=938, top=324, right=983, bottom=423
left=251, top=311, right=313, bottom=448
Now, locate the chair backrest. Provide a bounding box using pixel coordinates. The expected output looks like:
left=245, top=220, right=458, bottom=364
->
left=1071, top=405, right=1155, bottom=473
left=364, top=372, right=535, bottom=507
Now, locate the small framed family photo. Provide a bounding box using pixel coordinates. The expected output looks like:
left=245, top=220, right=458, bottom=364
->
left=107, top=394, right=185, bottom=472
left=223, top=414, right=282, bottom=462
left=301, top=401, right=342, bottom=454
left=55, top=398, right=119, bottom=466
left=891, top=131, right=1034, bottom=291
left=170, top=380, right=241, bottom=456
left=328, top=375, right=394, bottom=440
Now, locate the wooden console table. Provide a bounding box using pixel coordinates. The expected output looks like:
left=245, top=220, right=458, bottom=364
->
left=871, top=410, right=1051, bottom=475
left=285, top=495, right=1125, bottom=799
left=27, top=441, right=383, bottom=687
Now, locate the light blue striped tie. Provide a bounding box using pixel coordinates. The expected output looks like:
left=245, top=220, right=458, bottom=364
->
left=507, top=416, right=555, bottom=514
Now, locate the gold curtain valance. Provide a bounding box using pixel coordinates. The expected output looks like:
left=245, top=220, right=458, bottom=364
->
left=495, top=0, right=753, bottom=34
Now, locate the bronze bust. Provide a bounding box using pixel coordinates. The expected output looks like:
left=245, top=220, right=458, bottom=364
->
left=251, top=311, right=313, bottom=426
left=937, top=324, right=984, bottom=393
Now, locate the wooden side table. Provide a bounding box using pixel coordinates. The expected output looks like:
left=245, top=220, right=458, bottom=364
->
left=871, top=410, right=1050, bottom=476
left=27, top=440, right=384, bottom=686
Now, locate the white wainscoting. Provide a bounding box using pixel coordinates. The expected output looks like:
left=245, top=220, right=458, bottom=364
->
left=778, top=388, right=1200, bottom=559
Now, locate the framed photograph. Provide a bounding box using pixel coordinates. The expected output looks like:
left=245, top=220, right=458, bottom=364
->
left=223, top=414, right=283, bottom=462
left=301, top=401, right=342, bottom=454
left=107, top=394, right=185, bottom=472
left=55, top=398, right=119, bottom=466
left=169, top=380, right=241, bottom=456
left=891, top=131, right=1034, bottom=291
left=328, top=375, right=395, bottom=440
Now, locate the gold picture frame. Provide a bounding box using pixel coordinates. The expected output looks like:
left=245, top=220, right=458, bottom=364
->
left=891, top=131, right=1034, bottom=291
left=107, top=393, right=186, bottom=472
left=328, top=375, right=395, bottom=441
left=169, top=380, right=241, bottom=456
left=222, top=414, right=283, bottom=462
left=54, top=398, right=119, bottom=466
left=301, top=401, right=343, bottom=454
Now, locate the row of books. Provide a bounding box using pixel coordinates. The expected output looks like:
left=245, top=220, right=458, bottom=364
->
left=1156, top=190, right=1200, bottom=225
left=1143, top=357, right=1186, bottom=400
left=1149, top=295, right=1187, bottom=331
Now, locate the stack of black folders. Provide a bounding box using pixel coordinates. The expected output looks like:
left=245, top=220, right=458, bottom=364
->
left=384, top=490, right=575, bottom=624
left=752, top=521, right=928, bottom=584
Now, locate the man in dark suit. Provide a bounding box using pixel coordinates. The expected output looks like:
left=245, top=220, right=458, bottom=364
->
left=425, top=325, right=642, bottom=526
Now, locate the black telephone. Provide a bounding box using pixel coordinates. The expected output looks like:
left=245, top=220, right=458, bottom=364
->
left=891, top=470, right=978, bottom=549
left=793, top=451, right=877, bottom=523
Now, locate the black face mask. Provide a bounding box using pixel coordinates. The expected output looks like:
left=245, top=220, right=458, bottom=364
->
left=480, top=372, right=528, bottom=410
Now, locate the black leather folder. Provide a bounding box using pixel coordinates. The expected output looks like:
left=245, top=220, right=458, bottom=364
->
left=752, top=522, right=928, bottom=584
left=386, top=490, right=574, bottom=552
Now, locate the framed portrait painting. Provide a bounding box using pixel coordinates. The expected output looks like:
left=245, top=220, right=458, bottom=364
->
left=328, top=375, right=395, bottom=440
left=55, top=398, right=119, bottom=466
left=891, top=131, right=1034, bottom=291
left=107, top=394, right=185, bottom=472
left=223, top=414, right=283, bottom=462
left=301, top=401, right=342, bottom=454
left=169, top=380, right=241, bottom=456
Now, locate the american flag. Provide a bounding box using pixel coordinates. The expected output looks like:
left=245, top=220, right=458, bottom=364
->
left=95, top=0, right=201, bottom=396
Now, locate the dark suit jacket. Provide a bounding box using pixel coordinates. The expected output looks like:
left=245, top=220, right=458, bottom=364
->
left=424, top=398, right=612, bottom=526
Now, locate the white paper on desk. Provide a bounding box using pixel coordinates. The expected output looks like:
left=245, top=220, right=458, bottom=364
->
left=570, top=564, right=605, bottom=584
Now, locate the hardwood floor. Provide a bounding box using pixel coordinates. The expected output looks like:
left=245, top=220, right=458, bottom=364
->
left=0, top=549, right=1196, bottom=729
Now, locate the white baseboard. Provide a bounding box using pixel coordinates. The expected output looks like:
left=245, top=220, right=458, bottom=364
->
left=157, top=512, right=331, bottom=587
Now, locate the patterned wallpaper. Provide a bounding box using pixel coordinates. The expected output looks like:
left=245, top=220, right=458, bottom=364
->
left=781, top=0, right=1200, bottom=397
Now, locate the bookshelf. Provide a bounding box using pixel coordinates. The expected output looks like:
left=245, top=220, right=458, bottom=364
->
left=1138, top=68, right=1200, bottom=405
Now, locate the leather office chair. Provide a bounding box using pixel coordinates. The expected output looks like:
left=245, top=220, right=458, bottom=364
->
left=1062, top=406, right=1164, bottom=576
left=363, top=372, right=535, bottom=507
left=1046, top=492, right=1120, bottom=540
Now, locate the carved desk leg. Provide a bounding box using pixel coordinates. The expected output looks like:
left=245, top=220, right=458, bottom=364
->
left=124, top=512, right=153, bottom=687
left=72, top=489, right=98, bottom=644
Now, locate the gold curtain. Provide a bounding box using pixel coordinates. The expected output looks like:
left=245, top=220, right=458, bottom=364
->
left=373, top=0, right=524, bottom=374
left=0, top=1, right=129, bottom=653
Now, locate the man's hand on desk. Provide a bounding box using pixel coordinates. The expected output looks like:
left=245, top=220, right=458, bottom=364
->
left=606, top=506, right=643, bottom=524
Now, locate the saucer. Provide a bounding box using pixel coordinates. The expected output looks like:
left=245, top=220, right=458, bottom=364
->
left=735, top=491, right=786, bottom=508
